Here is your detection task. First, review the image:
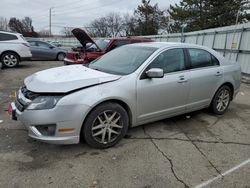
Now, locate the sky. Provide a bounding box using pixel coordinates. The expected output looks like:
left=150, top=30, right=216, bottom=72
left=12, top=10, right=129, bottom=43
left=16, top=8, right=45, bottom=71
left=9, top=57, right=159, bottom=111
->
left=1, top=0, right=179, bottom=34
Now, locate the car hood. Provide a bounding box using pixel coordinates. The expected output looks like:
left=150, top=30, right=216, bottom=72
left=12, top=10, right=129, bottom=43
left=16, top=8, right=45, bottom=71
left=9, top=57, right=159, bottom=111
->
left=24, top=65, right=121, bottom=93
left=72, top=28, right=102, bottom=51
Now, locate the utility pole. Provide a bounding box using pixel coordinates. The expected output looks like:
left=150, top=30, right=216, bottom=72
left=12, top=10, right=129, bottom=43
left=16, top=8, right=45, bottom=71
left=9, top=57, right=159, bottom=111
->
left=49, top=7, right=52, bottom=37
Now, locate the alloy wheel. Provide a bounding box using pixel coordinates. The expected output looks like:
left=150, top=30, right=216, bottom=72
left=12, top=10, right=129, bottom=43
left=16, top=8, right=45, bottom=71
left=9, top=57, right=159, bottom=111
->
left=91, top=110, right=123, bottom=144
left=3, top=54, right=18, bottom=67
left=216, top=89, right=230, bottom=112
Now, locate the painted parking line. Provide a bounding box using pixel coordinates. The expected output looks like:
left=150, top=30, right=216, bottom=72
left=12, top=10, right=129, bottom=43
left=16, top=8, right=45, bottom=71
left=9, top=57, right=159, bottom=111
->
left=195, top=158, right=250, bottom=188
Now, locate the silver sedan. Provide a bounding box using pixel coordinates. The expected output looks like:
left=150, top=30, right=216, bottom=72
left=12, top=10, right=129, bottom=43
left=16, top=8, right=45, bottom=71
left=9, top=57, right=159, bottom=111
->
left=28, top=40, right=67, bottom=61
left=9, top=42, right=241, bottom=148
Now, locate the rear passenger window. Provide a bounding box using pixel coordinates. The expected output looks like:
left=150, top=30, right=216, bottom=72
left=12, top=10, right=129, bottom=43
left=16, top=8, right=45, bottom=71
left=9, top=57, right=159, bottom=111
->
left=188, top=48, right=219, bottom=68
left=0, top=33, right=18, bottom=41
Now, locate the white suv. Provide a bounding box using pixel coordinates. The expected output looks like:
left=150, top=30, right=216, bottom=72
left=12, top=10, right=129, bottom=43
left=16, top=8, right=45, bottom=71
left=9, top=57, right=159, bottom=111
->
left=0, top=31, right=32, bottom=68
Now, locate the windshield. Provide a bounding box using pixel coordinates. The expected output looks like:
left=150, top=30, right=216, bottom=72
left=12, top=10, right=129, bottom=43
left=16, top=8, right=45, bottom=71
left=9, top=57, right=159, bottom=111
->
left=89, top=45, right=157, bottom=75
left=88, top=39, right=110, bottom=50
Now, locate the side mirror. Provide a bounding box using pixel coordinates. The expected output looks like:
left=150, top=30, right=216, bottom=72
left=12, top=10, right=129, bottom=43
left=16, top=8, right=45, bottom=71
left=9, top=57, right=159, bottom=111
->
left=49, top=46, right=55, bottom=49
left=146, top=68, right=164, bottom=78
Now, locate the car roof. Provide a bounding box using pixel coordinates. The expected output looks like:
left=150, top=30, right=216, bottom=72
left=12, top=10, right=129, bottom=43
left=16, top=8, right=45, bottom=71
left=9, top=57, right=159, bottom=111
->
left=27, top=39, right=48, bottom=43
left=130, top=42, right=211, bottom=50
left=99, top=38, right=153, bottom=41
left=0, top=30, right=21, bottom=36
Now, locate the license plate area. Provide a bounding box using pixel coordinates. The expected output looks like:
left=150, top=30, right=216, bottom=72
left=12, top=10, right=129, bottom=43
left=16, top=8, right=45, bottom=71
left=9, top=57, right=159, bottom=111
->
left=8, top=103, right=17, bottom=120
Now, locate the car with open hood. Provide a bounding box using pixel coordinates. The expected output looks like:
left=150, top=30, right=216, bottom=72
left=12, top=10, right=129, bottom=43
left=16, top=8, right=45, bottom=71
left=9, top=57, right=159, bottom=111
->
left=8, top=42, right=241, bottom=148
left=64, top=28, right=153, bottom=65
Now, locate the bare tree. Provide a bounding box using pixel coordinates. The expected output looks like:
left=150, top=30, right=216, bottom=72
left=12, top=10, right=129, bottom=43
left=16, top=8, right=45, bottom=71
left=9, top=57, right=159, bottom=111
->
left=61, top=27, right=73, bottom=37
left=106, top=12, right=123, bottom=37
left=8, top=17, right=39, bottom=37
left=87, top=17, right=109, bottom=37
left=0, top=17, right=9, bottom=31
left=8, top=17, right=25, bottom=33
left=22, top=17, right=34, bottom=32
left=122, top=13, right=138, bottom=36
left=87, top=12, right=124, bottom=37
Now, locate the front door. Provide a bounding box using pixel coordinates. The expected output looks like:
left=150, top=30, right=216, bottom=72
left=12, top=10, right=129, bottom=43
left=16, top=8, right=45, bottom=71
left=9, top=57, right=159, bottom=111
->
left=36, top=41, right=56, bottom=59
left=136, top=48, right=190, bottom=124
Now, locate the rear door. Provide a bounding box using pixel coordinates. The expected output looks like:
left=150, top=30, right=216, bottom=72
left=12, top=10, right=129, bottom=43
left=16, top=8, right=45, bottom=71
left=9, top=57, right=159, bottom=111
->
left=29, top=41, right=40, bottom=58
left=186, top=48, right=223, bottom=111
left=136, top=48, right=190, bottom=123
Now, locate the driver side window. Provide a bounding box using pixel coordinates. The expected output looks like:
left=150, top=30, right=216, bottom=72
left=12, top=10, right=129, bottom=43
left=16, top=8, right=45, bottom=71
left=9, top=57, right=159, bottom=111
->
left=149, top=48, right=185, bottom=74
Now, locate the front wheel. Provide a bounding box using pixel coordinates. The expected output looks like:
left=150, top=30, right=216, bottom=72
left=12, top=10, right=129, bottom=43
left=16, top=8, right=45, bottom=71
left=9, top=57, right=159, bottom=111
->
left=211, top=85, right=232, bottom=115
left=82, top=102, right=129, bottom=149
left=1, top=52, right=19, bottom=68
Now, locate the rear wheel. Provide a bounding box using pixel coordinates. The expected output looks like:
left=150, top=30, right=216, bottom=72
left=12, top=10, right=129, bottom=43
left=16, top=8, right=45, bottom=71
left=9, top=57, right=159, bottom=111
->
left=211, top=85, right=232, bottom=115
left=57, top=53, right=65, bottom=61
left=83, top=102, right=129, bottom=149
left=1, top=52, right=19, bottom=68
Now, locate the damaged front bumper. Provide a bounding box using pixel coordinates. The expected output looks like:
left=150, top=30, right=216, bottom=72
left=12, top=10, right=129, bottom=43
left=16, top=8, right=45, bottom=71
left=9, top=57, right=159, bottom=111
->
left=8, top=89, right=91, bottom=145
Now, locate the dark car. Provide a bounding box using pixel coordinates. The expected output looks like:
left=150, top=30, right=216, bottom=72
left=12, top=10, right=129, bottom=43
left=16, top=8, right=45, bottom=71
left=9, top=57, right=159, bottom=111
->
left=64, top=28, right=153, bottom=65
left=28, top=40, right=67, bottom=61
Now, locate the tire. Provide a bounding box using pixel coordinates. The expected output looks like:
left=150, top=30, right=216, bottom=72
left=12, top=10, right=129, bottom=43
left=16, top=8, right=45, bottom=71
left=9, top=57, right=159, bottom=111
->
left=210, top=85, right=232, bottom=115
left=0, top=52, right=19, bottom=68
left=57, top=53, right=66, bottom=61
left=83, top=102, right=129, bottom=149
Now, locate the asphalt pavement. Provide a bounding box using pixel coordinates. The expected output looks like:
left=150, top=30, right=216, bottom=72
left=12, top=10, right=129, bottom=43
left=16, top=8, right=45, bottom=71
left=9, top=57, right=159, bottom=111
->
left=0, top=61, right=249, bottom=188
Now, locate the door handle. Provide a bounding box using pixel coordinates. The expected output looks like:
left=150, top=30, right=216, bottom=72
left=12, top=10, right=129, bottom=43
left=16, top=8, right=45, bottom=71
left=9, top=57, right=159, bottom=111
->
left=178, top=76, right=188, bottom=83
left=215, top=71, right=222, bottom=76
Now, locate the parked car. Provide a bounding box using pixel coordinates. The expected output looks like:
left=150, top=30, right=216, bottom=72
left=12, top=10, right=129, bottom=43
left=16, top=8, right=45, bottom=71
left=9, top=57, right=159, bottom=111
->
left=8, top=42, right=241, bottom=148
left=0, top=31, right=32, bottom=68
left=27, top=40, right=67, bottom=61
left=49, top=41, right=62, bottom=47
left=64, top=28, right=153, bottom=65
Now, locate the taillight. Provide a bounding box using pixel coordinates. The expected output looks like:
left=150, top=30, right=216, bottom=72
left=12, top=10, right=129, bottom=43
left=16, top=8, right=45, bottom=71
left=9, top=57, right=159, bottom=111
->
left=22, top=43, right=30, bottom=47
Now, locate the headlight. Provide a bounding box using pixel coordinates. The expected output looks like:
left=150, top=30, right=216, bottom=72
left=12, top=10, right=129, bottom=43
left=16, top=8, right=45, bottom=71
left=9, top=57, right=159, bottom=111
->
left=27, top=96, right=63, bottom=110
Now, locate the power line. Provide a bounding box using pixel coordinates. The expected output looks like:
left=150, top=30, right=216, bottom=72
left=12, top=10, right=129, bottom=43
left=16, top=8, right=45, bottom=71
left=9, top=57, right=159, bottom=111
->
left=54, top=0, right=126, bottom=15
left=53, top=0, right=85, bottom=9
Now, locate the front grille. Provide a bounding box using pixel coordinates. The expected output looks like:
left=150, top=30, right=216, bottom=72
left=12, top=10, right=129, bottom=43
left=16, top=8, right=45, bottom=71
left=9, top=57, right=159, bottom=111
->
left=15, top=99, right=24, bottom=112
left=15, top=86, right=39, bottom=111
left=21, top=86, right=39, bottom=100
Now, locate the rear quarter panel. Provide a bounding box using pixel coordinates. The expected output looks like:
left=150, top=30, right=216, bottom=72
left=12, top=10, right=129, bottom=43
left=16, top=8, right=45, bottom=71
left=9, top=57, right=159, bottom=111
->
left=0, top=40, right=31, bottom=58
left=222, top=62, right=241, bottom=97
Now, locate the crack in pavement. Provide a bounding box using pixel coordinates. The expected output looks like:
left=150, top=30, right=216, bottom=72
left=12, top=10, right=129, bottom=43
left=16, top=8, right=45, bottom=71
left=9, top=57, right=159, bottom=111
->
left=125, top=136, right=250, bottom=146
left=142, top=126, right=189, bottom=188
left=176, top=124, right=223, bottom=176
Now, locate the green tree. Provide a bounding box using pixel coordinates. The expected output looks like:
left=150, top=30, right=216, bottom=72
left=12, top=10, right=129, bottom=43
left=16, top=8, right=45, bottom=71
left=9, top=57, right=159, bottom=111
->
left=169, top=0, right=250, bottom=33
left=128, top=0, right=169, bottom=36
